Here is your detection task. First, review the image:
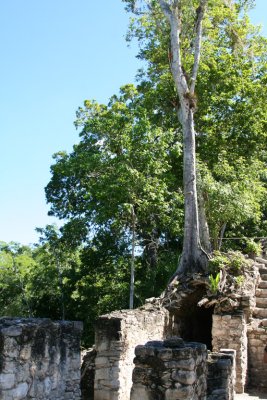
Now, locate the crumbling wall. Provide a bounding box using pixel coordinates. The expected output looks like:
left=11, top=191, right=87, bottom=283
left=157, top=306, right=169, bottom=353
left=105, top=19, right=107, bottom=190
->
left=0, top=317, right=82, bottom=400
left=207, top=350, right=236, bottom=400
left=247, top=320, right=267, bottom=389
left=130, top=338, right=207, bottom=400
left=212, top=313, right=247, bottom=393
left=94, top=304, right=172, bottom=400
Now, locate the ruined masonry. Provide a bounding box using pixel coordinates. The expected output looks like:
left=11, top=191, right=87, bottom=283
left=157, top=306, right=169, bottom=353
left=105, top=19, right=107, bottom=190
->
left=0, top=261, right=266, bottom=400
left=93, top=306, right=171, bottom=400
left=89, top=260, right=267, bottom=399
left=0, top=318, right=82, bottom=400
left=248, top=263, right=267, bottom=387
left=131, top=338, right=208, bottom=400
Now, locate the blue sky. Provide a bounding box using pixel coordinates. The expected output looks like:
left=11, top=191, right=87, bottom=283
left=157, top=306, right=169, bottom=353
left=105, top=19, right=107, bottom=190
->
left=0, top=1, right=266, bottom=245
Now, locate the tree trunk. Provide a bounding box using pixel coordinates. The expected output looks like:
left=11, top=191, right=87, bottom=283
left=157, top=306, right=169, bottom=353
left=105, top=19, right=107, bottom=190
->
left=129, top=207, right=136, bottom=309
left=159, top=0, right=209, bottom=277
left=178, top=106, right=208, bottom=275
left=198, top=189, right=212, bottom=253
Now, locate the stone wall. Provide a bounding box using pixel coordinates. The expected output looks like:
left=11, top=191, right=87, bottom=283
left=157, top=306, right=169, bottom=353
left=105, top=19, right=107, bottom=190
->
left=0, top=317, right=82, bottom=400
left=130, top=338, right=207, bottom=400
left=212, top=313, right=247, bottom=393
left=94, top=304, right=172, bottom=400
left=247, top=321, right=267, bottom=389
left=207, top=350, right=236, bottom=400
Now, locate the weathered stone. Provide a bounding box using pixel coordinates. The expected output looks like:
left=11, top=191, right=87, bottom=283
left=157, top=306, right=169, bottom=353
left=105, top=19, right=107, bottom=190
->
left=94, top=306, right=172, bottom=400
left=131, top=340, right=207, bottom=400
left=165, top=385, right=194, bottom=399
left=0, top=318, right=82, bottom=400
left=171, top=370, right=197, bottom=385
left=1, top=326, right=22, bottom=337
left=253, top=307, right=267, bottom=318
left=10, top=382, right=28, bottom=399
left=163, top=337, right=184, bottom=348
left=0, top=373, right=15, bottom=389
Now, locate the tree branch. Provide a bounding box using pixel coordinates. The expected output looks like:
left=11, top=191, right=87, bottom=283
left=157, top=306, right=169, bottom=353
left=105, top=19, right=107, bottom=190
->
left=159, top=0, right=172, bottom=20
left=190, top=0, right=208, bottom=94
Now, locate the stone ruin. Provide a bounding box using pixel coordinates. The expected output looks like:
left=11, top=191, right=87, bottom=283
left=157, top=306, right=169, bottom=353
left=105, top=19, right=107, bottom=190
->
left=0, top=318, right=82, bottom=400
left=82, top=258, right=267, bottom=399
left=0, top=258, right=267, bottom=399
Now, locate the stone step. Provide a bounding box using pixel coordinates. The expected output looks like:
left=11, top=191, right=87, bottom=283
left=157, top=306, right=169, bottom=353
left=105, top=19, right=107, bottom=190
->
left=259, top=267, right=267, bottom=275
left=258, top=281, right=267, bottom=289
left=261, top=274, right=267, bottom=281
left=256, top=288, right=267, bottom=298
left=253, top=307, right=267, bottom=319
left=256, top=298, right=267, bottom=308
left=255, top=257, right=267, bottom=266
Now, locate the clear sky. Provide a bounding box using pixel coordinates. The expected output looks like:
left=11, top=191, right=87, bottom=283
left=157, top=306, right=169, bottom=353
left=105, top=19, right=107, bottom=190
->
left=0, top=1, right=266, bottom=246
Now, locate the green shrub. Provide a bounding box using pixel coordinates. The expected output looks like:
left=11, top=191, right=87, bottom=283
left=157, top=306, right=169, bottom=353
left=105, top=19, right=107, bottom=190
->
left=208, top=251, right=230, bottom=276
left=243, top=239, right=262, bottom=258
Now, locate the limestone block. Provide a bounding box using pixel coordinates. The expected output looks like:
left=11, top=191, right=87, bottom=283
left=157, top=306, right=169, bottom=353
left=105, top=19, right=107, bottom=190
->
left=258, top=281, right=267, bottom=289
left=95, top=388, right=118, bottom=400
left=19, top=345, right=31, bottom=361
left=0, top=373, right=15, bottom=390
left=44, top=377, right=52, bottom=395
left=173, top=358, right=196, bottom=371
left=10, top=382, right=28, bottom=400
left=171, top=370, right=196, bottom=385
left=256, top=288, right=267, bottom=297
left=131, top=385, right=154, bottom=400
left=166, top=385, right=194, bottom=399
left=2, top=361, right=16, bottom=374
left=3, top=337, right=19, bottom=358
left=253, top=308, right=267, bottom=318
left=1, top=326, right=22, bottom=337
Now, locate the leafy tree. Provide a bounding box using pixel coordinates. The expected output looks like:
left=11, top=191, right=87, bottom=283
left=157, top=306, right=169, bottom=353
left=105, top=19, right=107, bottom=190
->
left=0, top=242, right=35, bottom=316
left=46, top=85, right=184, bottom=307
left=123, top=0, right=267, bottom=275
left=31, top=225, right=82, bottom=321
left=44, top=0, right=267, bottom=320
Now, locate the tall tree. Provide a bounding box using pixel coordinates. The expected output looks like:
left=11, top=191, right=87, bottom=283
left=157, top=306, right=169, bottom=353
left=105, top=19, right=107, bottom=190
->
left=123, top=0, right=267, bottom=276
left=125, top=0, right=209, bottom=275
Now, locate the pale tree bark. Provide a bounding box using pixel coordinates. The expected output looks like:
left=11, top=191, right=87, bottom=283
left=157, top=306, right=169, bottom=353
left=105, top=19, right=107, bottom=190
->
left=159, top=0, right=209, bottom=276
left=198, top=190, right=211, bottom=253
left=129, top=206, right=136, bottom=309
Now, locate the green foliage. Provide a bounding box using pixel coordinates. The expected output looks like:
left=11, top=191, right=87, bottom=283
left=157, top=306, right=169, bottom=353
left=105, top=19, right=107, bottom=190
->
left=0, top=242, right=35, bottom=316
left=235, top=275, right=245, bottom=286
left=208, top=251, right=230, bottom=275
left=209, top=273, right=221, bottom=294
left=243, top=239, right=262, bottom=257
left=209, top=250, right=250, bottom=277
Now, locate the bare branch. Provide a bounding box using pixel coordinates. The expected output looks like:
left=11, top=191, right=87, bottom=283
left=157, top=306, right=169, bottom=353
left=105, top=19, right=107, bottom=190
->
left=190, top=0, right=208, bottom=94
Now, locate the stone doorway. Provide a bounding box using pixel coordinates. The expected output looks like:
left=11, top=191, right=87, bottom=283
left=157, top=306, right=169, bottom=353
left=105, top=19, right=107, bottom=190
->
left=177, top=304, right=214, bottom=350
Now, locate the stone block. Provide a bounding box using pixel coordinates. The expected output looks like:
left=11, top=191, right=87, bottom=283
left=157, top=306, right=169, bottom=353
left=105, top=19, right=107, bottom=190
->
left=0, top=318, right=82, bottom=400
left=171, top=370, right=196, bottom=385
left=131, top=385, right=155, bottom=400
left=258, top=281, right=267, bottom=289
left=0, top=373, right=15, bottom=390
left=253, top=308, right=267, bottom=318
left=10, top=382, right=28, bottom=400
left=165, top=385, right=194, bottom=400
